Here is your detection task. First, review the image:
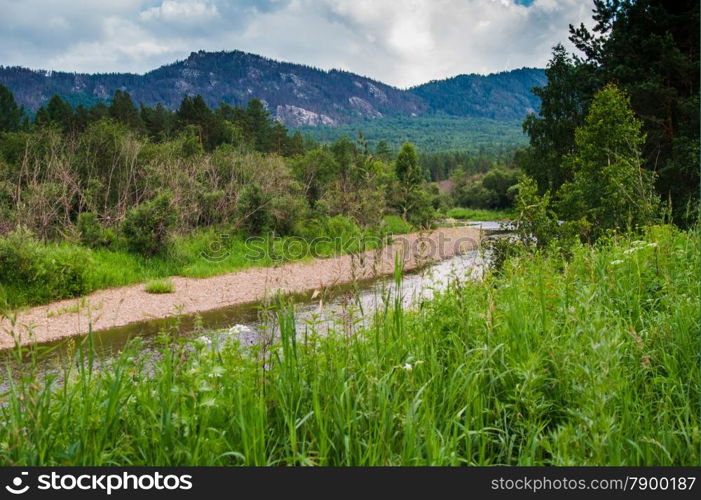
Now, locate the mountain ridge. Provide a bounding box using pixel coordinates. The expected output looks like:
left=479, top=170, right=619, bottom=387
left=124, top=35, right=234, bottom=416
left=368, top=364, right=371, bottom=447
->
left=0, top=49, right=546, bottom=127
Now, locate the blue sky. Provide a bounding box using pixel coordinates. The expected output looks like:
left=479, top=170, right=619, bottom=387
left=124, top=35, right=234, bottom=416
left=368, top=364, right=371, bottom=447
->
left=0, top=0, right=593, bottom=87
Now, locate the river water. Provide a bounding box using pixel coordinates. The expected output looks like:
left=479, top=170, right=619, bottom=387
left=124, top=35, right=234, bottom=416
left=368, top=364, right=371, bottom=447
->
left=1, top=221, right=507, bottom=372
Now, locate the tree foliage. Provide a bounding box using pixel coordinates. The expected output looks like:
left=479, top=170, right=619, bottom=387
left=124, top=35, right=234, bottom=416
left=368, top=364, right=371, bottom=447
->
left=520, top=0, right=699, bottom=225
left=0, top=84, right=22, bottom=132
left=558, top=84, right=659, bottom=236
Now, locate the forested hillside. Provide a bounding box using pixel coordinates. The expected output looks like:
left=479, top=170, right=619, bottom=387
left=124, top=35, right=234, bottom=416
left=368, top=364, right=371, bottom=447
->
left=0, top=50, right=544, bottom=127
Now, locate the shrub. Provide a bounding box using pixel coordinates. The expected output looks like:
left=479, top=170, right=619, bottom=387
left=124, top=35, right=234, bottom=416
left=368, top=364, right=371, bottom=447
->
left=484, top=235, right=524, bottom=273
left=77, top=212, right=115, bottom=248
left=0, top=227, right=91, bottom=305
left=271, top=193, right=308, bottom=236
left=198, top=190, right=226, bottom=226
left=121, top=193, right=177, bottom=257
left=514, top=176, right=558, bottom=248
left=236, top=184, right=273, bottom=236
left=406, top=189, right=436, bottom=228
left=324, top=215, right=361, bottom=240
left=380, top=215, right=413, bottom=236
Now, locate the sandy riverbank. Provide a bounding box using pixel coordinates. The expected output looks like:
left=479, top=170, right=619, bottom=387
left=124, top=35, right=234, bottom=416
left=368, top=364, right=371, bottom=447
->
left=0, top=226, right=480, bottom=349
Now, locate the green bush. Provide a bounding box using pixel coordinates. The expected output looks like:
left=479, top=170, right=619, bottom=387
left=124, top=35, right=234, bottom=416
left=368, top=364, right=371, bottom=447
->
left=236, top=184, right=273, bottom=236
left=77, top=212, right=115, bottom=248
left=514, top=176, right=558, bottom=248
left=271, top=193, right=308, bottom=236
left=380, top=215, right=413, bottom=235
left=324, top=215, right=361, bottom=239
left=0, top=227, right=91, bottom=306
left=121, top=194, right=177, bottom=257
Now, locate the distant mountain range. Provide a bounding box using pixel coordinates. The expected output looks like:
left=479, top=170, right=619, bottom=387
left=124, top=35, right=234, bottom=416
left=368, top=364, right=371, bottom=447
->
left=0, top=50, right=546, bottom=127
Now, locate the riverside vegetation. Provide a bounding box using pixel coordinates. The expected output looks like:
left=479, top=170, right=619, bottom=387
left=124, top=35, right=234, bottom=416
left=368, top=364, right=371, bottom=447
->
left=0, top=0, right=698, bottom=466
left=0, top=224, right=697, bottom=465
left=0, top=85, right=490, bottom=310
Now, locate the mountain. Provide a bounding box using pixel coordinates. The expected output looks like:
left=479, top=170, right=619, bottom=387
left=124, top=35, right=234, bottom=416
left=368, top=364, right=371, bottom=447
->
left=410, top=68, right=546, bottom=121
left=0, top=50, right=545, bottom=127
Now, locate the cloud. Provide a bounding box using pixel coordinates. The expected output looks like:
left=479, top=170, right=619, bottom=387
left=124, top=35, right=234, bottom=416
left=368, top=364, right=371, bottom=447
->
left=0, top=0, right=593, bottom=86
left=139, top=0, right=219, bottom=23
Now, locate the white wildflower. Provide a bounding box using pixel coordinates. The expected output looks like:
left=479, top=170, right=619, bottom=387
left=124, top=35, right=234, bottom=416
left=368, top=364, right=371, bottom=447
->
left=228, top=324, right=249, bottom=335
left=403, top=363, right=413, bottom=372
left=611, top=259, right=624, bottom=265
left=195, top=335, right=212, bottom=346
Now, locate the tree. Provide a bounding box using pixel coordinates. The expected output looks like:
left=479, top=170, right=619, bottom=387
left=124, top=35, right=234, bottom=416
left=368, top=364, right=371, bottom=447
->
left=0, top=84, right=21, bottom=132
left=558, top=84, right=659, bottom=237
left=394, top=142, right=433, bottom=224
left=36, top=95, right=73, bottom=131
left=141, top=103, right=175, bottom=141
left=374, top=140, right=393, bottom=162
left=243, top=98, right=273, bottom=152
left=109, top=90, right=143, bottom=132
left=395, top=142, right=423, bottom=187
left=524, top=0, right=699, bottom=224
left=521, top=45, right=599, bottom=194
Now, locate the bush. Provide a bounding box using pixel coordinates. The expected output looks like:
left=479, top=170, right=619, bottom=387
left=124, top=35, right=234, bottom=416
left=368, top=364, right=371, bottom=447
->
left=77, top=212, right=115, bottom=248
left=406, top=189, right=436, bottom=228
left=484, top=235, right=524, bottom=273
left=0, top=227, right=91, bottom=306
left=198, top=190, right=226, bottom=226
left=271, top=193, right=308, bottom=236
left=514, top=176, right=558, bottom=248
left=380, top=215, right=413, bottom=236
left=121, top=194, right=177, bottom=257
left=324, top=215, right=361, bottom=240
left=236, top=184, right=273, bottom=236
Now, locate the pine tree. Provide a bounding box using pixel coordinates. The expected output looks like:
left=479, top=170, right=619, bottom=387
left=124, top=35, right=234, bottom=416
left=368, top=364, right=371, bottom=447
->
left=109, top=90, right=143, bottom=131
left=0, top=84, right=22, bottom=132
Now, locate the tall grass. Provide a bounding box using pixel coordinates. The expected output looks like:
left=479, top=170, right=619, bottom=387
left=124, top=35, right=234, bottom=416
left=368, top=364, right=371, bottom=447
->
left=0, top=224, right=697, bottom=465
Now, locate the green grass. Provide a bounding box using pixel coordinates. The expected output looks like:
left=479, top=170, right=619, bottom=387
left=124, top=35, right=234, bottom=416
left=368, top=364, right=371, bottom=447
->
left=0, top=224, right=697, bottom=465
left=1, top=221, right=411, bottom=311
left=144, top=279, right=175, bottom=294
left=445, top=207, right=514, bottom=220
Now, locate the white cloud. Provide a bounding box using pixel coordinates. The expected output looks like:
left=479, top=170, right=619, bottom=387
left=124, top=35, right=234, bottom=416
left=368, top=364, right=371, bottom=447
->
left=0, top=0, right=594, bottom=86
left=140, top=0, right=219, bottom=23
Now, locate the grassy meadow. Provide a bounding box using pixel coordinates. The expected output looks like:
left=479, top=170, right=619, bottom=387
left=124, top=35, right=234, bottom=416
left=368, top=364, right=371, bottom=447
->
left=1, top=224, right=696, bottom=465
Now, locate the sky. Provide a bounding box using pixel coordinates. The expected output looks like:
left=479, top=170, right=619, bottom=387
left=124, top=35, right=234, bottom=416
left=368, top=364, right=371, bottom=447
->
left=0, top=0, right=594, bottom=88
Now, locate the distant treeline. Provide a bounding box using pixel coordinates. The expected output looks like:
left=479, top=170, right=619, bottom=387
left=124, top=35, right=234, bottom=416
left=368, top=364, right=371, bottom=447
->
left=0, top=87, right=309, bottom=157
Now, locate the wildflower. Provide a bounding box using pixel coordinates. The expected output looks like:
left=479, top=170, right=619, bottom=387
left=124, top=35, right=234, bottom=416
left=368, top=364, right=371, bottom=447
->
left=228, top=324, right=249, bottom=335
left=611, top=259, right=624, bottom=265
left=195, top=335, right=212, bottom=346
left=201, top=397, right=218, bottom=408
left=403, top=363, right=413, bottom=372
